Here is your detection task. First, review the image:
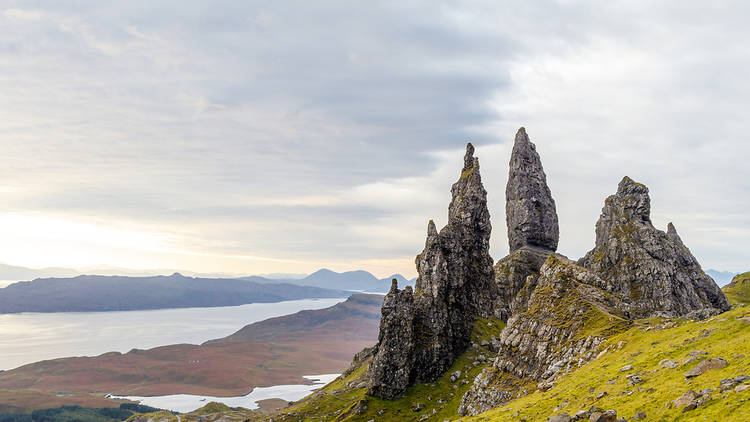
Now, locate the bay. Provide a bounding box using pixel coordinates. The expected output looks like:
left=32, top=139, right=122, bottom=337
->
left=0, top=298, right=346, bottom=370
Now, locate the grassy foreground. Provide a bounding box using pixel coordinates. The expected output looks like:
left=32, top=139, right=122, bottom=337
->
left=466, top=306, right=750, bottom=422
left=135, top=305, right=750, bottom=421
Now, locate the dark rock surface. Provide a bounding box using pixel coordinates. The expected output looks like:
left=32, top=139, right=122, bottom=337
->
left=579, top=176, right=730, bottom=318
left=494, top=246, right=551, bottom=322
left=460, top=255, right=631, bottom=415
left=506, top=127, right=559, bottom=253
left=367, top=143, right=497, bottom=399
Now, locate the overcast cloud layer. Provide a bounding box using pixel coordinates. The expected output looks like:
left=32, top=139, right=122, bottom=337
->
left=0, top=1, right=748, bottom=277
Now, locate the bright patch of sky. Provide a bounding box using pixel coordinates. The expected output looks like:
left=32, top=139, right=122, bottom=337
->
left=0, top=1, right=748, bottom=277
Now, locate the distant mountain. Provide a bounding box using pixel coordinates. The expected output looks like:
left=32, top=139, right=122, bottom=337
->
left=256, top=272, right=308, bottom=280
left=0, top=262, right=245, bottom=283
left=705, top=269, right=737, bottom=286
left=0, top=273, right=349, bottom=313
left=0, top=262, right=80, bottom=281
left=249, top=268, right=411, bottom=292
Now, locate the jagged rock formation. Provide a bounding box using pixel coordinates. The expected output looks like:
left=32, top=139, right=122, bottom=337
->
left=506, top=128, right=559, bottom=253
left=364, top=281, right=415, bottom=398
left=579, top=176, right=730, bottom=318
left=367, top=129, right=730, bottom=412
left=459, top=255, right=631, bottom=416
left=495, top=128, right=559, bottom=321
left=367, top=143, right=497, bottom=399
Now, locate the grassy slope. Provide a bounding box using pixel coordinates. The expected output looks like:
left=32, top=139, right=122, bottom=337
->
left=150, top=305, right=750, bottom=422
left=467, top=306, right=750, bottom=421
left=723, top=272, right=750, bottom=305
left=264, top=317, right=511, bottom=422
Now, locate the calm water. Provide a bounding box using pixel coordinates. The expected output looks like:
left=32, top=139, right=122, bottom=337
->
left=111, top=373, right=340, bottom=413
left=0, top=298, right=345, bottom=370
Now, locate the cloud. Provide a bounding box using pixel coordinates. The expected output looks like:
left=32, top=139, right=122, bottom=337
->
left=0, top=1, right=748, bottom=276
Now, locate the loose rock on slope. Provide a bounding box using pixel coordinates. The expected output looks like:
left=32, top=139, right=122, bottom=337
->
left=367, top=143, right=497, bottom=399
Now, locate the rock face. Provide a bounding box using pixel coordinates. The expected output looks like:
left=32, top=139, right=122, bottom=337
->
left=365, top=281, right=415, bottom=399
left=460, top=255, right=631, bottom=416
left=367, top=143, right=497, bottom=399
left=493, top=246, right=550, bottom=322
left=506, top=128, right=559, bottom=253
left=493, top=255, right=630, bottom=381
left=579, top=176, right=730, bottom=318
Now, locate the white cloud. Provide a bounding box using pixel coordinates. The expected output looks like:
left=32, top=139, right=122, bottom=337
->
left=0, top=1, right=747, bottom=277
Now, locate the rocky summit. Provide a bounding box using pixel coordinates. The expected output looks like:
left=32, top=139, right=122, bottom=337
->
left=367, top=143, right=497, bottom=399
left=578, top=176, right=730, bottom=318
left=505, top=127, right=559, bottom=253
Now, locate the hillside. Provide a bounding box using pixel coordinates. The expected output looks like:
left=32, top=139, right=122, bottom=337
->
left=0, top=273, right=349, bottom=313
left=126, top=306, right=750, bottom=421
left=0, top=294, right=382, bottom=412
left=723, top=272, right=750, bottom=305
left=166, top=130, right=739, bottom=422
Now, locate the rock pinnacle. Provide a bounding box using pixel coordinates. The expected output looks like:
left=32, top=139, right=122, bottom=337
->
left=505, top=128, right=559, bottom=253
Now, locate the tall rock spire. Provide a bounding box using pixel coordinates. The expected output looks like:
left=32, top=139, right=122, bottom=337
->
left=494, top=128, right=560, bottom=321
left=367, top=143, right=497, bottom=399
left=505, top=128, right=559, bottom=253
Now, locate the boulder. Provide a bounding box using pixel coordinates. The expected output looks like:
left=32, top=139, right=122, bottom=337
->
left=684, top=357, right=727, bottom=379
left=548, top=413, right=572, bottom=422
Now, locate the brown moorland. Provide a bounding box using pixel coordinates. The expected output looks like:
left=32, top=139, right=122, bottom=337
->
left=0, top=293, right=382, bottom=412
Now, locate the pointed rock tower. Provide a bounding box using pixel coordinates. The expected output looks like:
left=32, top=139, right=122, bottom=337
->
left=495, top=128, right=560, bottom=321
left=505, top=127, right=559, bottom=253
left=367, top=143, right=497, bottom=399
left=579, top=176, right=730, bottom=318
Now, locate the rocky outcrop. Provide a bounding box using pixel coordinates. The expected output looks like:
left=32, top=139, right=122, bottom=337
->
left=367, top=143, right=497, bottom=399
left=365, top=281, right=415, bottom=399
left=460, top=255, right=631, bottom=416
left=494, top=246, right=550, bottom=322
left=493, top=255, right=630, bottom=380
left=506, top=128, right=559, bottom=253
left=579, top=176, right=730, bottom=318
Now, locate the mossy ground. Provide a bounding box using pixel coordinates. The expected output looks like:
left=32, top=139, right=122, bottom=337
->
left=269, top=317, right=507, bottom=421
left=466, top=306, right=750, bottom=422
left=144, top=304, right=750, bottom=422
left=724, top=272, right=750, bottom=305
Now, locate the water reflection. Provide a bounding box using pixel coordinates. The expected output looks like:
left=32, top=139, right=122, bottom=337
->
left=0, top=298, right=345, bottom=370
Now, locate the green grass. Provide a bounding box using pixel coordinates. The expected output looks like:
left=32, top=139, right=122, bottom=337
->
left=724, top=272, right=750, bottom=305
left=269, top=317, right=507, bottom=421
left=465, top=306, right=750, bottom=422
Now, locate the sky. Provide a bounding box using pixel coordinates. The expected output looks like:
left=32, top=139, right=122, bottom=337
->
left=0, top=1, right=748, bottom=278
